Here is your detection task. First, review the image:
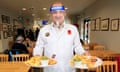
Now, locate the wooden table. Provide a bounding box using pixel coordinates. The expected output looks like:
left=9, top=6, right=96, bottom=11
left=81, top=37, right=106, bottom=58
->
left=88, top=50, right=118, bottom=61
left=89, top=50, right=116, bottom=56
left=0, top=62, right=30, bottom=72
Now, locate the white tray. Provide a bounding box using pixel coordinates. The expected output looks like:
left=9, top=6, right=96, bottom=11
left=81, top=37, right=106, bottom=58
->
left=31, top=64, right=56, bottom=68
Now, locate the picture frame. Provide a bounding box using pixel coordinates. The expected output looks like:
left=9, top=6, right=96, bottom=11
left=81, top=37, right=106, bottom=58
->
left=101, top=18, right=109, bottom=31
left=2, top=24, right=8, bottom=31
left=111, top=18, right=119, bottom=31
left=6, top=16, right=10, bottom=24
left=1, top=15, right=10, bottom=24
left=7, top=25, right=13, bottom=37
left=13, top=19, right=19, bottom=36
left=0, top=24, right=2, bottom=31
left=90, top=19, right=96, bottom=31
left=1, top=15, right=7, bottom=23
left=0, top=32, right=1, bottom=39
left=3, top=31, right=8, bottom=39
left=95, top=17, right=101, bottom=31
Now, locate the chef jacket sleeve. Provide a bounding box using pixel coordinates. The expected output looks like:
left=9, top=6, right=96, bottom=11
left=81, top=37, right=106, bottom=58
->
left=33, top=30, right=44, bottom=56
left=73, top=27, right=85, bottom=54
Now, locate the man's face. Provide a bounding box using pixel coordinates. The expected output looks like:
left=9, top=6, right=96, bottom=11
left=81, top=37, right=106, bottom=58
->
left=51, top=10, right=66, bottom=24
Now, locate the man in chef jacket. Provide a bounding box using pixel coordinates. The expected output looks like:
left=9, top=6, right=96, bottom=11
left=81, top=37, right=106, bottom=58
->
left=33, top=2, right=89, bottom=72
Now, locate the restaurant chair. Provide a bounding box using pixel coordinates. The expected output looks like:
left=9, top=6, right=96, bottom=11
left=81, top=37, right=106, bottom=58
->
left=0, top=54, right=8, bottom=62
left=96, top=61, right=118, bottom=72
left=102, top=53, right=120, bottom=61
left=12, top=54, right=30, bottom=62
left=102, top=55, right=117, bottom=61
left=93, top=45, right=105, bottom=50
left=88, top=42, right=97, bottom=50
left=0, top=62, right=30, bottom=72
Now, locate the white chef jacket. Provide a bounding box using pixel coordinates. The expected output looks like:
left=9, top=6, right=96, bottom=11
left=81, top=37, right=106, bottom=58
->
left=33, top=23, right=85, bottom=72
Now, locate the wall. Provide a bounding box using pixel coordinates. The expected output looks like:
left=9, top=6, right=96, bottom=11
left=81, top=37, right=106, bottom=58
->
left=80, top=0, right=120, bottom=52
left=0, top=8, right=34, bottom=53
left=0, top=9, right=18, bottom=52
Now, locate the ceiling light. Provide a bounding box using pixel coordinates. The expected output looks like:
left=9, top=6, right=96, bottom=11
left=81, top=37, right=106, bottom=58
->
left=43, top=8, right=47, bottom=10
left=22, top=8, right=27, bottom=11
left=65, top=7, right=68, bottom=10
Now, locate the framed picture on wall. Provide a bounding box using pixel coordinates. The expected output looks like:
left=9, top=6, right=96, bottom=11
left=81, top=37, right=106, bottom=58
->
left=2, top=24, right=8, bottom=31
left=0, top=31, right=1, bottom=39
left=1, top=15, right=7, bottom=23
left=3, top=31, right=8, bottom=39
left=7, top=25, right=13, bottom=37
left=6, top=16, right=10, bottom=24
left=90, top=19, right=95, bottom=31
left=101, top=18, right=109, bottom=31
left=111, top=18, right=119, bottom=31
left=0, top=24, right=2, bottom=31
left=95, top=17, right=101, bottom=31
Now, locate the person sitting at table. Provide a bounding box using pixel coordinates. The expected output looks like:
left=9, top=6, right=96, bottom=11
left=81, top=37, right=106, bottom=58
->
left=23, top=36, right=36, bottom=56
left=11, top=35, right=29, bottom=54
left=23, top=36, right=33, bottom=48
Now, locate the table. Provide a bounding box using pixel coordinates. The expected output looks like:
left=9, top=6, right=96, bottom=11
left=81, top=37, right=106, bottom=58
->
left=89, top=50, right=116, bottom=56
left=88, top=50, right=118, bottom=61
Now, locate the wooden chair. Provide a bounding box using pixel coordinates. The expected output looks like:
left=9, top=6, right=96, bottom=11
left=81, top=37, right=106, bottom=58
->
left=96, top=61, right=118, bottom=72
left=102, top=54, right=117, bottom=61
left=12, top=54, right=30, bottom=62
left=102, top=53, right=120, bottom=61
left=0, top=54, right=8, bottom=62
left=0, top=62, right=30, bottom=72
left=93, top=45, right=105, bottom=50
left=88, top=42, right=97, bottom=50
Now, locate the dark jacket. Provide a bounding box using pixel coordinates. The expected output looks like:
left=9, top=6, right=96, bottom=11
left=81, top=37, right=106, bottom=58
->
left=12, top=43, right=28, bottom=54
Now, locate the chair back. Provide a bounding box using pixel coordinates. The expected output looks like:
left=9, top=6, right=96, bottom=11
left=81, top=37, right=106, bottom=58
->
left=12, top=54, right=30, bottom=62
left=96, top=61, right=118, bottom=72
left=0, top=62, right=30, bottom=72
left=102, top=54, right=117, bottom=61
left=0, top=54, right=8, bottom=62
left=93, top=45, right=105, bottom=50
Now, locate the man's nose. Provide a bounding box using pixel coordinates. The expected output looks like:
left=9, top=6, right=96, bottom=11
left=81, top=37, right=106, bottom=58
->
left=55, top=16, right=61, bottom=19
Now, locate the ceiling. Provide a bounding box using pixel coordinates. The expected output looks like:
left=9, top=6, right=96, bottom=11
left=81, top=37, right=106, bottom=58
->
left=0, top=0, right=96, bottom=19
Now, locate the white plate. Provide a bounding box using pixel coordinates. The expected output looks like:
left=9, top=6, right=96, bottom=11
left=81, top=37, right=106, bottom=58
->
left=72, top=57, right=102, bottom=69
left=31, top=64, right=56, bottom=68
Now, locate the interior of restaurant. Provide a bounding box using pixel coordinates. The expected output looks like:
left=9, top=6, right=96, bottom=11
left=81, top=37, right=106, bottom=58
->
left=0, top=0, right=120, bottom=72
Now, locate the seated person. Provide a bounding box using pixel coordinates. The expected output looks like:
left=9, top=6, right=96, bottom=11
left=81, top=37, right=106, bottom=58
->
left=23, top=36, right=36, bottom=56
left=23, top=36, right=34, bottom=48
left=11, top=35, right=29, bottom=54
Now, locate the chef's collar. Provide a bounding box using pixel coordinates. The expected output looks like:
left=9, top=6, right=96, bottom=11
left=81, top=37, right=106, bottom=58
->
left=51, top=21, right=65, bottom=29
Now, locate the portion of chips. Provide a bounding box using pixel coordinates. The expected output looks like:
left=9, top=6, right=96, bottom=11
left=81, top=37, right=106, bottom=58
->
left=25, top=56, right=57, bottom=66
left=49, top=59, right=57, bottom=65
left=70, top=54, right=97, bottom=68
left=25, top=56, right=41, bottom=66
